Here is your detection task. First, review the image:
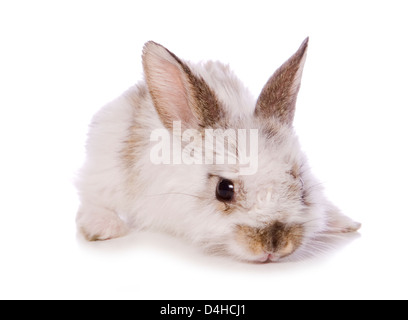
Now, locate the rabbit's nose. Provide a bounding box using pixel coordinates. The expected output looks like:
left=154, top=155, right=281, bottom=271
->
left=257, top=252, right=281, bottom=263
left=236, top=222, right=304, bottom=261
left=267, top=253, right=279, bottom=262
left=256, top=252, right=280, bottom=263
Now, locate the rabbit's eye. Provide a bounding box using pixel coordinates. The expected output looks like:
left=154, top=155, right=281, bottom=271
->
left=216, top=179, right=234, bottom=202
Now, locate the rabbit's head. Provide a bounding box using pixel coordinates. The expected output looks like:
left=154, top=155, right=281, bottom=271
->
left=143, top=39, right=357, bottom=262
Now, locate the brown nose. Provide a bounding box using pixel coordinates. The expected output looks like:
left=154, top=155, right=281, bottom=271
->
left=236, top=222, right=304, bottom=258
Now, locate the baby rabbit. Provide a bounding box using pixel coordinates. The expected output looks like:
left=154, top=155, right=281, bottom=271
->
left=76, top=38, right=361, bottom=262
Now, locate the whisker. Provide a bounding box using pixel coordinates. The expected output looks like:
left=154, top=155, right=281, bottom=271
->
left=299, top=217, right=322, bottom=226
left=146, top=192, right=207, bottom=200
left=304, top=181, right=326, bottom=192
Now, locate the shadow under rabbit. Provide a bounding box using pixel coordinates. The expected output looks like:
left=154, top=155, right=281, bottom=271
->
left=76, top=227, right=361, bottom=271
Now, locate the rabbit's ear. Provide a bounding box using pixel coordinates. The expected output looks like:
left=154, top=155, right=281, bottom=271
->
left=143, top=41, right=221, bottom=130
left=255, top=38, right=308, bottom=125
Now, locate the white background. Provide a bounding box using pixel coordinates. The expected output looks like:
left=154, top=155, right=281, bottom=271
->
left=1, top=0, right=407, bottom=300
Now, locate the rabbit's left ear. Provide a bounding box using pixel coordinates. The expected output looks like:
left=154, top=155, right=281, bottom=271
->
left=255, top=38, right=308, bottom=125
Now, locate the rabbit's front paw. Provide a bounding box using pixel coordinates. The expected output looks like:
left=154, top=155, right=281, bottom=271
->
left=76, top=205, right=128, bottom=241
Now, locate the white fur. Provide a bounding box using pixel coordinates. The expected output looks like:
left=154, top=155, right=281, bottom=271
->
left=76, top=40, right=360, bottom=262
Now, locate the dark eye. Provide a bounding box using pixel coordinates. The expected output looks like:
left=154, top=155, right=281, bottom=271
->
left=216, top=179, right=234, bottom=202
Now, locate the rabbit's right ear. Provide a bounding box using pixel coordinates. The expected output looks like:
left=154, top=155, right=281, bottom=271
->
left=254, top=38, right=308, bottom=126
left=143, top=41, right=221, bottom=130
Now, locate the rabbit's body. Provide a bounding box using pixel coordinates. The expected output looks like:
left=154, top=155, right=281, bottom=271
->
left=76, top=39, right=360, bottom=262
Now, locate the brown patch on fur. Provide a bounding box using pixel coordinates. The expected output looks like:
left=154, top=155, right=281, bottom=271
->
left=255, top=38, right=308, bottom=125
left=121, top=123, right=140, bottom=169
left=216, top=201, right=233, bottom=214
left=236, top=222, right=304, bottom=257
left=270, top=222, right=303, bottom=257
left=80, top=227, right=101, bottom=242
left=120, top=86, right=150, bottom=170
left=287, top=182, right=301, bottom=198
left=236, top=225, right=269, bottom=255
left=290, top=163, right=301, bottom=179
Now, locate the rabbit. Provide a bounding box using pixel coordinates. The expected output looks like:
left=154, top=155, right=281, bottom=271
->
left=76, top=38, right=361, bottom=262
